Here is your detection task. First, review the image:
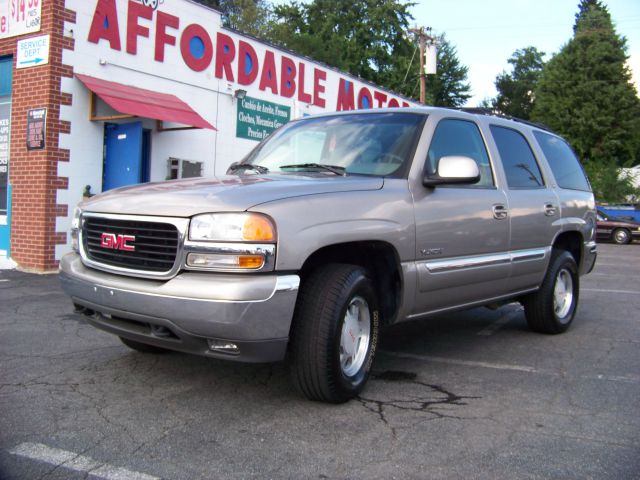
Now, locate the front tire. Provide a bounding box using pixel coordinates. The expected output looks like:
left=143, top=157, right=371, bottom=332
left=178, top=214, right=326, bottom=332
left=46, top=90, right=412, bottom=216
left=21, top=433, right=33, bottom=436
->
left=612, top=228, right=631, bottom=245
left=523, top=250, right=579, bottom=334
left=289, top=264, right=380, bottom=403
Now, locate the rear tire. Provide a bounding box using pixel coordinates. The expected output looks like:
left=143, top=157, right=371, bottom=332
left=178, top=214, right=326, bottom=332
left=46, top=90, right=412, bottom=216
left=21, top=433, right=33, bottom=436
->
left=612, top=228, right=631, bottom=245
left=119, top=336, right=170, bottom=354
left=289, top=264, right=380, bottom=403
left=523, top=250, right=579, bottom=334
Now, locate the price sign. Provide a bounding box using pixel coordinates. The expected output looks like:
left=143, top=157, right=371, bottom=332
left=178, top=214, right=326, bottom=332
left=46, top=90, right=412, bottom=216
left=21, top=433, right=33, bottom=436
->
left=0, top=0, right=42, bottom=39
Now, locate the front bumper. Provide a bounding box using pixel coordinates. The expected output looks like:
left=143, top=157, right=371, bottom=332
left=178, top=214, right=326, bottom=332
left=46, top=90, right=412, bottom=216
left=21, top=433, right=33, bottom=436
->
left=59, top=253, right=300, bottom=362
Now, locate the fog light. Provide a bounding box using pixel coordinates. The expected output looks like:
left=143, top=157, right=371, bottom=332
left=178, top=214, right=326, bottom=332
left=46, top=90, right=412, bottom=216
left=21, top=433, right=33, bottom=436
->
left=208, top=339, right=240, bottom=354
left=187, top=253, right=264, bottom=270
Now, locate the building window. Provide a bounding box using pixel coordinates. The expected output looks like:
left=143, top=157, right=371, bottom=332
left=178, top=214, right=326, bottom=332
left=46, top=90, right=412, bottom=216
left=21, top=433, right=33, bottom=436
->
left=168, top=157, right=203, bottom=180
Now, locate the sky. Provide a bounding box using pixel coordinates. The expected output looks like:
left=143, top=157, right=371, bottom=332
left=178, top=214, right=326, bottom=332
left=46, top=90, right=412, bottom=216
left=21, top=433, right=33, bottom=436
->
left=410, top=0, right=640, bottom=106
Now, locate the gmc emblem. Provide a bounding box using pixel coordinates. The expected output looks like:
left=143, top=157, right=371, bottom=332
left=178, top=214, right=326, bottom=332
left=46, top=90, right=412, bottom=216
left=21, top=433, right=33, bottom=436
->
left=101, top=233, right=136, bottom=251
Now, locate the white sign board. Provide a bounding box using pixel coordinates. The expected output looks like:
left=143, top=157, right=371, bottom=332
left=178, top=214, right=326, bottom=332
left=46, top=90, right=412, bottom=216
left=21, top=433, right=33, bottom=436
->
left=17, top=34, right=49, bottom=69
left=0, top=0, right=41, bottom=39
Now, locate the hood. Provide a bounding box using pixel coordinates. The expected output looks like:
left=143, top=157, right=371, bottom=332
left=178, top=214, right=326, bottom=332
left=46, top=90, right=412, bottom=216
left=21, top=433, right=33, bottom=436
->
left=81, top=174, right=384, bottom=217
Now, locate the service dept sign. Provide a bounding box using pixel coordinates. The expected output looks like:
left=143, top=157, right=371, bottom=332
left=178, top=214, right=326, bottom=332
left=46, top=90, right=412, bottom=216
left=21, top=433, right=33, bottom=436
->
left=0, top=0, right=41, bottom=39
left=236, top=96, right=290, bottom=142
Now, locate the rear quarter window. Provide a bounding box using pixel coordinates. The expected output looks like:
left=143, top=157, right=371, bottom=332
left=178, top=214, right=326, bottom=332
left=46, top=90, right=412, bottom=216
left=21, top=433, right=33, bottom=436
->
left=533, top=131, right=591, bottom=191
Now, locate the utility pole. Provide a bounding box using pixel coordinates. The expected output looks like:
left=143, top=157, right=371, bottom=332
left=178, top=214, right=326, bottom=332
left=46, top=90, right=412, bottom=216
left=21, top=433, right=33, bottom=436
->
left=409, top=27, right=436, bottom=104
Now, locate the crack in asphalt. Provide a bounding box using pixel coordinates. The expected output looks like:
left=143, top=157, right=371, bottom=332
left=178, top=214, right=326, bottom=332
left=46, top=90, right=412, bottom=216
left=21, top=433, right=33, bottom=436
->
left=357, top=370, right=480, bottom=439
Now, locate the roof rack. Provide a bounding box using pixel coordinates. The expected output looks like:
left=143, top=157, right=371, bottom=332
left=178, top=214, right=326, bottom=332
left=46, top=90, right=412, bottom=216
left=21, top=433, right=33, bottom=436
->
left=446, top=107, right=556, bottom=133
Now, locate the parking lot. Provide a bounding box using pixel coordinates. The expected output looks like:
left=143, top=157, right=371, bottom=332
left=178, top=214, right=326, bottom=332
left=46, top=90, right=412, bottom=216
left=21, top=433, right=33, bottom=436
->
left=1, top=243, right=639, bottom=479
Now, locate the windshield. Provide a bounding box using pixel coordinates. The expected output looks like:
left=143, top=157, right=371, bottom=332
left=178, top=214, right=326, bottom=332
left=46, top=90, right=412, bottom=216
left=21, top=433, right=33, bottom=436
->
left=241, top=112, right=424, bottom=177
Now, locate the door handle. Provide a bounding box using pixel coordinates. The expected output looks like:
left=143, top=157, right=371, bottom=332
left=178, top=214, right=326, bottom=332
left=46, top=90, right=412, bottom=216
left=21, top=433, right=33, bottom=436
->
left=544, top=203, right=558, bottom=216
left=493, top=204, right=508, bottom=220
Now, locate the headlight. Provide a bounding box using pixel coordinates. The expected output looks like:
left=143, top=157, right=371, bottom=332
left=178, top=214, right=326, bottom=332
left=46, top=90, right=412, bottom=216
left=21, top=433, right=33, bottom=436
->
left=189, top=213, right=276, bottom=242
left=70, top=206, right=82, bottom=252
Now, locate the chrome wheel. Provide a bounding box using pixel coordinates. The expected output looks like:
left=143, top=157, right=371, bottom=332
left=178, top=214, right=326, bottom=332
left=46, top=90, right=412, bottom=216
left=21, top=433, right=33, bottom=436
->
left=339, top=296, right=371, bottom=377
left=613, top=228, right=630, bottom=245
left=553, top=268, right=574, bottom=320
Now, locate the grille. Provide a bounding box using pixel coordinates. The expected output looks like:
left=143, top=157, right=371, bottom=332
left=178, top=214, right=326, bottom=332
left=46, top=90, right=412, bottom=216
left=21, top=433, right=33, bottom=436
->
left=82, top=216, right=180, bottom=273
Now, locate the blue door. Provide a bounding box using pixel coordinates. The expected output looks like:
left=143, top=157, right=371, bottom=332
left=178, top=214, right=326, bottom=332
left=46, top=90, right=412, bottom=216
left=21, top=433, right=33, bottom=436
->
left=103, top=122, right=144, bottom=191
left=0, top=56, right=12, bottom=257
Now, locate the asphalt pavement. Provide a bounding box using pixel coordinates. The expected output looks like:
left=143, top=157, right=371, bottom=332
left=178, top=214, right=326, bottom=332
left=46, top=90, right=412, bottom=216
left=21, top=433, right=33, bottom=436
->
left=1, top=243, right=639, bottom=479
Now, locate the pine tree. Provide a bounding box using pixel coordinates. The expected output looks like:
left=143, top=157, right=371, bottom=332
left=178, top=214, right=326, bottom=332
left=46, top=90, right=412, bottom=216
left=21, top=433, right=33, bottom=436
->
left=532, top=0, right=640, bottom=190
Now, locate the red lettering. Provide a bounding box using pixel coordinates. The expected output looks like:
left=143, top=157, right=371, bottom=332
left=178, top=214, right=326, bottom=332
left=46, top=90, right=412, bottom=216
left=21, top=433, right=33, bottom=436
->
left=280, top=56, right=296, bottom=98
left=402, top=101, right=410, bottom=108
left=0, top=16, right=7, bottom=33
left=215, top=32, right=236, bottom=81
left=259, top=50, right=278, bottom=94
left=357, top=87, right=373, bottom=109
left=180, top=24, right=213, bottom=72
left=155, top=11, right=179, bottom=62
left=313, top=68, right=326, bottom=108
left=297, top=63, right=312, bottom=103
left=126, top=1, right=152, bottom=55
left=100, top=233, right=135, bottom=251
left=238, top=41, right=258, bottom=85
left=388, top=98, right=400, bottom=108
left=373, top=91, right=387, bottom=108
left=336, top=78, right=355, bottom=111
left=87, top=0, right=121, bottom=51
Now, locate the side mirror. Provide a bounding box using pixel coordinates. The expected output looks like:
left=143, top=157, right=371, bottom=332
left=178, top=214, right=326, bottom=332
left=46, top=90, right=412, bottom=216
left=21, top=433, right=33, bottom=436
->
left=423, top=155, right=481, bottom=187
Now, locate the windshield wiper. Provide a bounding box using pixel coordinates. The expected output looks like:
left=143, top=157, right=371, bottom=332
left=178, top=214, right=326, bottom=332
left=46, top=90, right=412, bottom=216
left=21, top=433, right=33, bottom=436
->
left=227, top=163, right=269, bottom=174
left=280, top=163, right=346, bottom=176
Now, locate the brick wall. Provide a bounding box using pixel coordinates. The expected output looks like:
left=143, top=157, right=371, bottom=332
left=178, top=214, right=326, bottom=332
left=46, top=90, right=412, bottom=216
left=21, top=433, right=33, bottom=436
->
left=0, top=0, right=75, bottom=272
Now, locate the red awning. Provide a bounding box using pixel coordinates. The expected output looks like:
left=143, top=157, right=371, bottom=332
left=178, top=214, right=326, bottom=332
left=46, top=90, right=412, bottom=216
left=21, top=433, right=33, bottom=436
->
left=76, top=74, right=216, bottom=130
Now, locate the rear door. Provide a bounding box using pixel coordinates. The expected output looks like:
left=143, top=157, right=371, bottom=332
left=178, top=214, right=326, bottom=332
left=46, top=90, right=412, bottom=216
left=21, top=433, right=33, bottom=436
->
left=487, top=124, right=560, bottom=292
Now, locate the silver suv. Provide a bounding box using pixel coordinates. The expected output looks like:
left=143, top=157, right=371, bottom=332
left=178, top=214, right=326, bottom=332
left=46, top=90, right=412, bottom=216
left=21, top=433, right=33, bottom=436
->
left=60, top=108, right=597, bottom=403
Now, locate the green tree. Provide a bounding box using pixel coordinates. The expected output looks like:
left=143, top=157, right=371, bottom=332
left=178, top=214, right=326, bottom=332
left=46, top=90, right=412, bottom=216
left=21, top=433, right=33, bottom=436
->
left=267, top=0, right=416, bottom=92
left=491, top=47, right=545, bottom=119
left=586, top=160, right=640, bottom=203
left=192, top=0, right=272, bottom=36
left=532, top=0, right=640, bottom=193
left=269, top=2, right=471, bottom=106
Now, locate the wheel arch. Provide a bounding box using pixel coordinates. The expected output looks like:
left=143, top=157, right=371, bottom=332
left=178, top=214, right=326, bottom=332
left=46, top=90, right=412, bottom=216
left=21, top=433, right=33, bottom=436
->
left=552, top=230, right=583, bottom=268
left=299, top=241, right=403, bottom=326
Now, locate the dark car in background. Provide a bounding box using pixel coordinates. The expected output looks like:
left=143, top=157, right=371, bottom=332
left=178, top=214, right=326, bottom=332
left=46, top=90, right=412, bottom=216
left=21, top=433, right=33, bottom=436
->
left=597, top=210, right=640, bottom=244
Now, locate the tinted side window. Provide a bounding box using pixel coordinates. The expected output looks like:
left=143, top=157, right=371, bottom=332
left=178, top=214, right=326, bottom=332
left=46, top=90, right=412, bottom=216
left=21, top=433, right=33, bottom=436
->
left=427, top=119, right=493, bottom=187
left=533, top=131, right=591, bottom=191
left=491, top=125, right=544, bottom=189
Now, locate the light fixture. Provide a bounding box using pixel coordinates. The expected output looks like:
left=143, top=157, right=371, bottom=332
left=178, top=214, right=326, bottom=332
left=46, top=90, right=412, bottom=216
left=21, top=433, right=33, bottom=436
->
left=233, top=89, right=247, bottom=99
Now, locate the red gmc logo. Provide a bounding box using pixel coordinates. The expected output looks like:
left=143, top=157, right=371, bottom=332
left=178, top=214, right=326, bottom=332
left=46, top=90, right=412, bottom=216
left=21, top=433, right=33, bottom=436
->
left=100, top=233, right=136, bottom=251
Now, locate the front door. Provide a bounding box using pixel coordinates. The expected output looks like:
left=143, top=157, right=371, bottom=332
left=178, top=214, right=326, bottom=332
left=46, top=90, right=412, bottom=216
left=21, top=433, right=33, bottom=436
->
left=103, top=122, right=145, bottom=191
left=412, top=118, right=511, bottom=315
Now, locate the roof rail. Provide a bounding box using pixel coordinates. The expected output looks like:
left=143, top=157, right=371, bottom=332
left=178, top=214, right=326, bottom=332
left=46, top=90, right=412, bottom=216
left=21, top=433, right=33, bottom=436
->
left=445, top=107, right=556, bottom=133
